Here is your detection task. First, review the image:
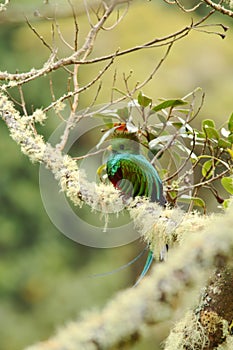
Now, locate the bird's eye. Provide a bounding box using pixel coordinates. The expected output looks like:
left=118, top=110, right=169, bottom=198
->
left=119, top=144, right=125, bottom=150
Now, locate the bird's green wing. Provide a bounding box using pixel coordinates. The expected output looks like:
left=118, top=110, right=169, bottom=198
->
left=117, top=155, right=165, bottom=204
left=118, top=157, right=149, bottom=198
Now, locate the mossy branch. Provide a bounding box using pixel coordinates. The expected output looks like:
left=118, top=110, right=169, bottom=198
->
left=165, top=267, right=233, bottom=350
left=203, top=0, right=233, bottom=17
left=23, top=203, right=233, bottom=350
left=0, top=92, right=208, bottom=254
left=1, top=93, right=139, bottom=224
left=1, top=83, right=233, bottom=350
left=0, top=0, right=9, bottom=13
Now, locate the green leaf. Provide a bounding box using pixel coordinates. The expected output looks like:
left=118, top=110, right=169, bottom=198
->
left=152, top=99, right=187, bottom=112
left=202, top=119, right=219, bottom=140
left=171, top=121, right=183, bottom=129
left=227, top=148, right=233, bottom=159
left=178, top=195, right=206, bottom=209
left=175, top=142, right=198, bottom=161
left=157, top=114, right=167, bottom=124
left=102, top=117, right=114, bottom=129
left=159, top=169, right=168, bottom=179
left=195, top=130, right=205, bottom=139
left=202, top=160, right=214, bottom=178
left=169, top=191, right=177, bottom=200
left=218, top=138, right=231, bottom=149
left=174, top=108, right=190, bottom=114
left=172, top=151, right=182, bottom=164
left=95, top=112, right=119, bottom=120
left=204, top=126, right=219, bottom=140
left=221, top=177, right=233, bottom=195
left=192, top=197, right=206, bottom=209
left=149, top=144, right=164, bottom=158
left=202, top=119, right=216, bottom=129
left=228, top=133, right=233, bottom=144
left=228, top=112, right=233, bottom=132
left=148, top=127, right=159, bottom=136
left=117, top=107, right=129, bottom=120
left=149, top=135, right=174, bottom=150
left=138, top=91, right=152, bottom=107
left=222, top=199, right=230, bottom=209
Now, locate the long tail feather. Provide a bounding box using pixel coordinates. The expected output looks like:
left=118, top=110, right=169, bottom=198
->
left=134, top=250, right=154, bottom=287
left=90, top=248, right=147, bottom=279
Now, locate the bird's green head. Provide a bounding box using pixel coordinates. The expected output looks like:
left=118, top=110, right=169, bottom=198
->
left=97, top=121, right=143, bottom=157
left=109, top=122, right=141, bottom=155
left=110, top=133, right=140, bottom=155
left=97, top=123, right=141, bottom=181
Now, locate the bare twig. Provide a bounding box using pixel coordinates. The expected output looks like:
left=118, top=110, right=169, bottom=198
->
left=101, top=1, right=130, bottom=30
left=164, top=131, right=196, bottom=182
left=54, top=16, right=74, bottom=50
left=163, top=0, right=204, bottom=12
left=55, top=52, right=118, bottom=150
left=25, top=16, right=53, bottom=53
left=68, top=0, right=79, bottom=51
left=18, top=85, right=28, bottom=116
left=131, top=40, right=174, bottom=93
left=203, top=0, right=233, bottom=17
left=0, top=10, right=221, bottom=88
left=73, top=146, right=106, bottom=160
left=179, top=168, right=230, bottom=194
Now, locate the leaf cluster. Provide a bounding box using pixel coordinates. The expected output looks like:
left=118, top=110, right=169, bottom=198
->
left=97, top=90, right=233, bottom=212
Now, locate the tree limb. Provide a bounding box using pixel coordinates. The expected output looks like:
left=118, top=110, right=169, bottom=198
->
left=23, top=204, right=233, bottom=350
left=203, top=0, right=233, bottom=17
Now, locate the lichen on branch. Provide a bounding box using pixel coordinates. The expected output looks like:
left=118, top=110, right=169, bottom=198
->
left=0, top=92, right=125, bottom=212
left=23, top=202, right=233, bottom=350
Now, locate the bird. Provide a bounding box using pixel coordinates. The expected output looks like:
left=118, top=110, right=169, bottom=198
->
left=98, top=122, right=166, bottom=285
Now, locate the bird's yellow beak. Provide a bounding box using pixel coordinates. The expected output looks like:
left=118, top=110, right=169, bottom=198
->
left=97, top=163, right=106, bottom=177
left=97, top=164, right=108, bottom=182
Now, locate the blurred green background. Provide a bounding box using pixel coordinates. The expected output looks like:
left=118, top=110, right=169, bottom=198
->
left=0, top=1, right=232, bottom=349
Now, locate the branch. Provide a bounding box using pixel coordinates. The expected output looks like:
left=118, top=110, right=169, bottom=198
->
left=24, top=204, right=233, bottom=350
left=0, top=0, right=125, bottom=86
left=1, top=90, right=233, bottom=350
left=0, top=92, right=126, bottom=213
left=0, top=10, right=224, bottom=88
left=203, top=0, right=233, bottom=17
left=0, top=0, right=119, bottom=23
left=43, top=52, right=117, bottom=114
left=0, top=0, right=9, bottom=12
left=165, top=267, right=233, bottom=350
left=163, top=0, right=204, bottom=12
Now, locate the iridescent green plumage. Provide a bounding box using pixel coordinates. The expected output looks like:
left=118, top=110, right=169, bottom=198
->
left=106, top=134, right=165, bottom=204
left=107, top=152, right=165, bottom=203
left=103, top=129, right=166, bottom=285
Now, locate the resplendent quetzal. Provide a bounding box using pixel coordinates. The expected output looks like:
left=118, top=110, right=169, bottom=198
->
left=99, top=123, right=166, bottom=285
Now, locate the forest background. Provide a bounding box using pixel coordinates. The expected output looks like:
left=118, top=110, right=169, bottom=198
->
left=0, top=1, right=232, bottom=350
